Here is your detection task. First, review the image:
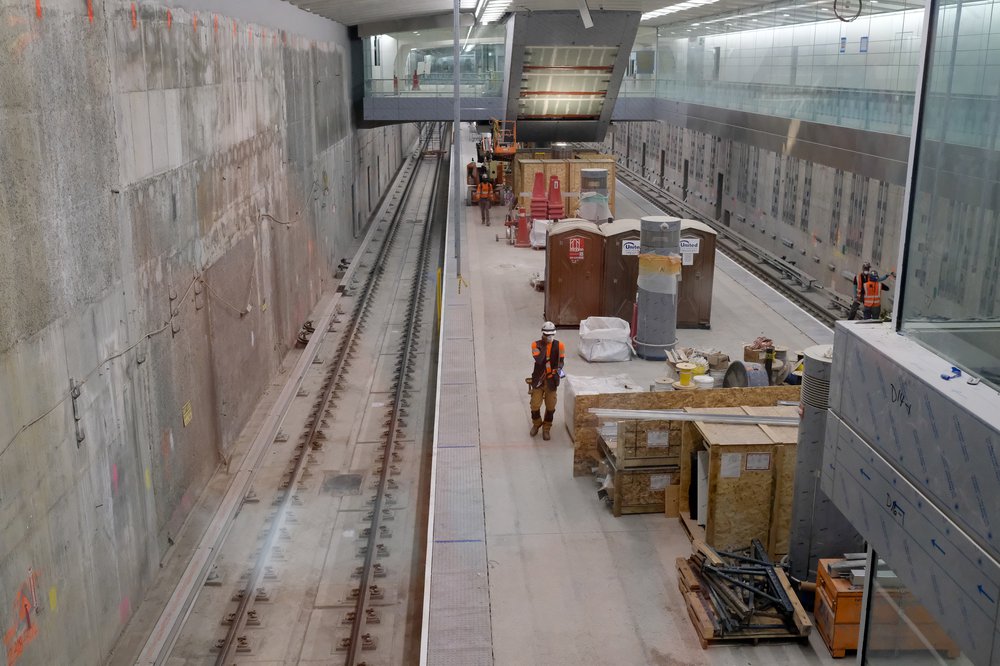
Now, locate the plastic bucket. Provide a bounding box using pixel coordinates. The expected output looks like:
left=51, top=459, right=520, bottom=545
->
left=693, top=375, right=714, bottom=389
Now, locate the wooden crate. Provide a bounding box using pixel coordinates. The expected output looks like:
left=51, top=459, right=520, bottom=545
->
left=615, top=419, right=682, bottom=467
left=572, top=385, right=801, bottom=477
left=599, top=435, right=677, bottom=516
left=814, top=559, right=863, bottom=658
left=678, top=405, right=799, bottom=558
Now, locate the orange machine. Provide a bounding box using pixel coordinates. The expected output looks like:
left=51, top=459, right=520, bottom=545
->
left=490, top=119, right=517, bottom=160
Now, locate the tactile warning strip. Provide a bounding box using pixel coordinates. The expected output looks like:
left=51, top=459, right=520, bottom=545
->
left=422, top=163, right=493, bottom=665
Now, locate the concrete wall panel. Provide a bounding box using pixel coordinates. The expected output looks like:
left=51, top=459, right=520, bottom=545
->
left=0, top=2, right=418, bottom=665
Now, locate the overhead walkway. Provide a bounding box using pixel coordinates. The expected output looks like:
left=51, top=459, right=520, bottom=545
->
left=362, top=10, right=641, bottom=139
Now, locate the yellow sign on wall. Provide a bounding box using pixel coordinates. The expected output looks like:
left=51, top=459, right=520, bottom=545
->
left=182, top=401, right=193, bottom=427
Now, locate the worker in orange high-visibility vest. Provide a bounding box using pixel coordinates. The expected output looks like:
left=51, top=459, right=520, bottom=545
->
left=861, top=269, right=894, bottom=319
left=477, top=179, right=494, bottom=226
left=528, top=322, right=565, bottom=440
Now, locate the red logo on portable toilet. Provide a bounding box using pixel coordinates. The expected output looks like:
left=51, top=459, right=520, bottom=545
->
left=568, top=236, right=585, bottom=263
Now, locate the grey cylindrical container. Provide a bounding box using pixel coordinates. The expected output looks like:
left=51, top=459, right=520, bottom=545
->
left=788, top=345, right=863, bottom=581
left=635, top=216, right=681, bottom=360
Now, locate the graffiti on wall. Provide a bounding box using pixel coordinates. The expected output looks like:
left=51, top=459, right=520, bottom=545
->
left=3, top=570, right=41, bottom=666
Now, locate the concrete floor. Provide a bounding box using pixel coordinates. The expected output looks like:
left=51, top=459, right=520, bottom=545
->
left=463, top=182, right=838, bottom=665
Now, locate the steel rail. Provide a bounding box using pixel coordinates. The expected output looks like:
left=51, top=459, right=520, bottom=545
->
left=213, top=126, right=438, bottom=665
left=345, top=124, right=444, bottom=665
left=135, top=131, right=429, bottom=666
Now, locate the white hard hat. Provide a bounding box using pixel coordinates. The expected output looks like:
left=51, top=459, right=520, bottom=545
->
left=541, top=321, right=556, bottom=334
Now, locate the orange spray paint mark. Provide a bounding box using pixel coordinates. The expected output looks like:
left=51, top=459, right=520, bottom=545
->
left=3, top=571, right=41, bottom=666
left=232, top=19, right=237, bottom=37
left=213, top=15, right=218, bottom=34
left=166, top=9, right=171, bottom=30
left=34, top=0, right=40, bottom=19
left=86, top=0, right=93, bottom=23
left=130, top=3, right=136, bottom=29
left=192, top=14, right=197, bottom=31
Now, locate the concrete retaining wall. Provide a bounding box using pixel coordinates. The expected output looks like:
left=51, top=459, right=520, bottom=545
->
left=0, top=2, right=417, bottom=664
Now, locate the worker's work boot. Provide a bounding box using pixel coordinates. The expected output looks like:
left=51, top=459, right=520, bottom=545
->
left=542, top=429, right=551, bottom=441
left=530, top=424, right=541, bottom=437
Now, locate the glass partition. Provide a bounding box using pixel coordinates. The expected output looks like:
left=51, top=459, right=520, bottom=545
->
left=863, top=556, right=971, bottom=664
left=898, top=0, right=1000, bottom=392
left=363, top=25, right=506, bottom=97
left=631, top=0, right=927, bottom=134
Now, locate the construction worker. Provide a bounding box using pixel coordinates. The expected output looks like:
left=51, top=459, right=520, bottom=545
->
left=862, top=269, right=893, bottom=319
left=528, top=322, right=565, bottom=440
left=478, top=178, right=494, bottom=225
left=848, top=262, right=871, bottom=320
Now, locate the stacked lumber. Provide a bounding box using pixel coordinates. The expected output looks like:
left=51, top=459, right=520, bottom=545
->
left=676, top=539, right=812, bottom=648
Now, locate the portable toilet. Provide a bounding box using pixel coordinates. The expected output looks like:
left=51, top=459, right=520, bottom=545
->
left=677, top=219, right=718, bottom=329
left=601, top=219, right=642, bottom=323
left=545, top=220, right=604, bottom=326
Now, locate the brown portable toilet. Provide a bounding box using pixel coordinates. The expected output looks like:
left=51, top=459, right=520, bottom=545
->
left=545, top=220, right=604, bottom=326
left=601, top=219, right=641, bottom=323
left=676, top=220, right=717, bottom=328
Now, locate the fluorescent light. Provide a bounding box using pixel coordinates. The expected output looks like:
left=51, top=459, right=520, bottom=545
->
left=641, top=0, right=720, bottom=21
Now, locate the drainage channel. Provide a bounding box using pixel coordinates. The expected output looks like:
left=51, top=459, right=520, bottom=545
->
left=149, top=123, right=446, bottom=665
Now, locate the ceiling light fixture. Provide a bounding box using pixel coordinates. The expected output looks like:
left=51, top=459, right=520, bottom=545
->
left=641, top=0, right=720, bottom=22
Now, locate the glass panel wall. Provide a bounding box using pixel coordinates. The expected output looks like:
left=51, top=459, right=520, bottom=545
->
left=863, top=556, right=972, bottom=665
left=898, top=0, right=1000, bottom=392
left=363, top=25, right=506, bottom=97
left=626, top=0, right=927, bottom=134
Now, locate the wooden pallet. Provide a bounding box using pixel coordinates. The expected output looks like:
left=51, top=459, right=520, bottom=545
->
left=676, top=557, right=812, bottom=649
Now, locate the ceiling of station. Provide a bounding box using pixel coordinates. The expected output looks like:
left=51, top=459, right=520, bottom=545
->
left=518, top=45, right=617, bottom=119
left=285, top=0, right=922, bottom=33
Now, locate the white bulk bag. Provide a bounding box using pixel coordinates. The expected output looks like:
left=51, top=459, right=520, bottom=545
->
left=578, top=317, right=633, bottom=362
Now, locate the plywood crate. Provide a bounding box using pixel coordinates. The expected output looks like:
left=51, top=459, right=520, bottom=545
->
left=616, top=419, right=682, bottom=467
left=573, top=385, right=801, bottom=477
left=598, top=433, right=678, bottom=516
left=614, top=466, right=678, bottom=516
left=678, top=405, right=799, bottom=558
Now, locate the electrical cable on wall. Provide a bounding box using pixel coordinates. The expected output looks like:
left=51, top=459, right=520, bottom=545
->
left=833, top=0, right=863, bottom=22
left=0, top=275, right=199, bottom=462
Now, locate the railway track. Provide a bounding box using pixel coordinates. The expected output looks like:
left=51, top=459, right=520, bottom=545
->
left=142, top=123, right=446, bottom=665
left=614, top=164, right=851, bottom=328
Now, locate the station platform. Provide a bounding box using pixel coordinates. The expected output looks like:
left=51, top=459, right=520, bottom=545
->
left=422, top=133, right=838, bottom=665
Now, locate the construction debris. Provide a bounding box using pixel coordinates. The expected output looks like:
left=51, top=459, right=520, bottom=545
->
left=677, top=539, right=811, bottom=648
